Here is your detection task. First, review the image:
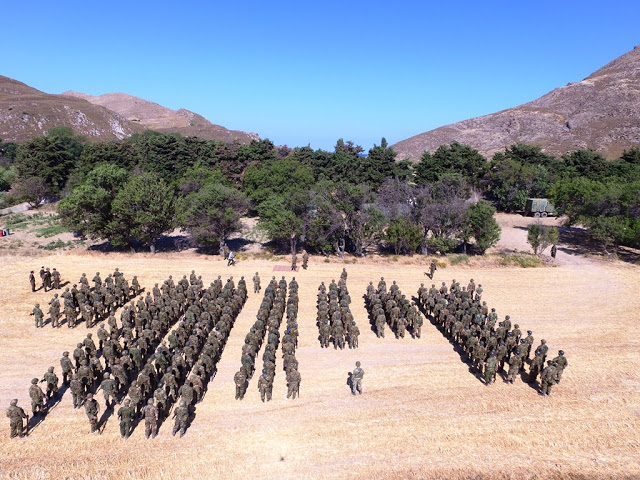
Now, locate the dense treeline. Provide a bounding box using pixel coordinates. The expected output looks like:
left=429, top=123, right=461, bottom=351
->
left=1, top=128, right=638, bottom=254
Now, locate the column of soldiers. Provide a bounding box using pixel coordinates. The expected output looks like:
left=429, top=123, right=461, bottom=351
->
left=123, top=273, right=245, bottom=438
left=316, top=268, right=359, bottom=349
left=237, top=276, right=286, bottom=401
left=416, top=278, right=568, bottom=395
left=283, top=278, right=301, bottom=399
left=31, top=268, right=142, bottom=328
left=364, top=278, right=422, bottom=339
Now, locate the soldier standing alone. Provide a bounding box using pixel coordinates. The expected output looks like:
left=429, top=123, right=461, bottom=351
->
left=351, top=361, right=364, bottom=395
left=253, top=272, right=261, bottom=294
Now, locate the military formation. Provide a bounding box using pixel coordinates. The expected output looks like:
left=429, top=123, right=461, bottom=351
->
left=235, top=275, right=301, bottom=401
left=364, top=278, right=422, bottom=339
left=31, top=269, right=142, bottom=328
left=416, top=279, right=568, bottom=395
left=12, top=270, right=247, bottom=438
left=8, top=265, right=572, bottom=439
left=316, top=268, right=359, bottom=349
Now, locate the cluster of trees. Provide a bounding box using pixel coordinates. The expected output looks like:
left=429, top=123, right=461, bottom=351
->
left=2, top=127, right=638, bottom=255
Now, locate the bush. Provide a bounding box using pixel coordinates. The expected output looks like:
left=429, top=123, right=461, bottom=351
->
left=498, top=254, right=543, bottom=268
left=449, top=254, right=470, bottom=265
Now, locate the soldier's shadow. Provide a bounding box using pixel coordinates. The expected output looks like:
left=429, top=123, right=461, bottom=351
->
left=26, top=388, right=65, bottom=434
left=97, top=404, right=115, bottom=432
left=346, top=372, right=353, bottom=391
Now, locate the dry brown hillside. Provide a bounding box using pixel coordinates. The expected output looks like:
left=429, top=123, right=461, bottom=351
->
left=0, top=76, right=143, bottom=142
left=393, top=45, right=640, bottom=161
left=63, top=91, right=259, bottom=143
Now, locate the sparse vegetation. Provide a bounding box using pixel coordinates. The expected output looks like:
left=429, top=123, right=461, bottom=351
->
left=497, top=253, right=543, bottom=268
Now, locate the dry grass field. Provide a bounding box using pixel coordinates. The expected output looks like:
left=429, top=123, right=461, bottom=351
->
left=1, top=246, right=639, bottom=479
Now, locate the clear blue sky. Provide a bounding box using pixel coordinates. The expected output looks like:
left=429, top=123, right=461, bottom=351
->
left=3, top=1, right=638, bottom=151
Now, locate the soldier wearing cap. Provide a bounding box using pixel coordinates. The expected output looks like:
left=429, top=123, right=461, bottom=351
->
left=142, top=398, right=159, bottom=439
left=29, top=378, right=45, bottom=415
left=6, top=399, right=28, bottom=438
left=31, top=303, right=44, bottom=328
left=552, top=350, right=568, bottom=383
left=84, top=393, right=100, bottom=433
left=117, top=399, right=134, bottom=439
left=172, top=400, right=190, bottom=437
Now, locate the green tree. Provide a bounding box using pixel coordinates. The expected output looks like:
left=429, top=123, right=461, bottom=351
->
left=385, top=218, right=422, bottom=255
left=57, top=164, right=129, bottom=238
left=257, top=194, right=308, bottom=254
left=243, top=157, right=314, bottom=207
left=178, top=182, right=248, bottom=253
left=462, top=200, right=501, bottom=254
left=414, top=142, right=487, bottom=187
left=9, top=176, right=51, bottom=208
left=527, top=223, right=559, bottom=255
left=111, top=172, right=176, bottom=253
left=14, top=127, right=84, bottom=193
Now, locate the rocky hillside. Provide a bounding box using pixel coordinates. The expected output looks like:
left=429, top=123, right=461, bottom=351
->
left=62, top=91, right=258, bottom=143
left=0, top=76, right=142, bottom=142
left=393, top=46, right=640, bottom=160
left=0, top=75, right=258, bottom=144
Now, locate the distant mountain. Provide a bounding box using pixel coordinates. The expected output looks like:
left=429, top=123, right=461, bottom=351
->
left=62, top=91, right=258, bottom=143
left=0, top=75, right=258, bottom=144
left=393, top=46, right=640, bottom=161
left=0, top=75, right=142, bottom=142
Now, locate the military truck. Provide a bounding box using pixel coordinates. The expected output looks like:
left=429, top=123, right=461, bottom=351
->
left=524, top=198, right=555, bottom=217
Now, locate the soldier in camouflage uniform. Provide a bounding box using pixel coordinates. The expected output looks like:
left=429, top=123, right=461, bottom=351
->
left=6, top=399, right=28, bottom=438
left=117, top=398, right=134, bottom=439
left=172, top=400, right=190, bottom=437
left=302, top=251, right=309, bottom=270
left=29, top=378, right=45, bottom=415
left=142, top=398, right=159, bottom=439
left=85, top=393, right=100, bottom=433
left=552, top=350, right=568, bottom=383
left=253, top=272, right=261, bottom=293
left=41, top=367, right=58, bottom=400
left=484, top=352, right=498, bottom=385
left=351, top=361, right=364, bottom=395
left=100, top=373, right=117, bottom=409
left=234, top=367, right=248, bottom=400
left=540, top=360, right=558, bottom=396
left=31, top=303, right=44, bottom=328
left=286, top=367, right=301, bottom=399
left=60, top=351, right=74, bottom=385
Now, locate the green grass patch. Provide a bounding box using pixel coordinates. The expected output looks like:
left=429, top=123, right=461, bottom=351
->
left=33, top=224, right=68, bottom=238
left=449, top=254, right=470, bottom=265
left=38, top=239, right=74, bottom=251
left=498, top=254, right=543, bottom=268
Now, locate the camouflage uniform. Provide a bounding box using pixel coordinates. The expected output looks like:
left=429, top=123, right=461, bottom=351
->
left=29, top=378, right=45, bottom=415
left=351, top=361, right=364, bottom=395
left=6, top=400, right=28, bottom=438
left=286, top=368, right=301, bottom=399
left=172, top=401, right=190, bottom=437
left=117, top=399, right=134, bottom=438
left=142, top=399, right=159, bottom=438
left=84, top=394, right=100, bottom=433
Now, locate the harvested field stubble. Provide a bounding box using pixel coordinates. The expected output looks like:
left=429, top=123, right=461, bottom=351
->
left=1, top=252, right=639, bottom=480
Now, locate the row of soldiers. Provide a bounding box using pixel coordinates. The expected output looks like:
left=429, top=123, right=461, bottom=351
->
left=29, top=266, right=62, bottom=292
left=365, top=278, right=423, bottom=339
left=416, top=279, right=568, bottom=394
left=30, top=269, right=142, bottom=328
left=316, top=268, right=360, bottom=349
left=235, top=276, right=287, bottom=401
left=283, top=279, right=301, bottom=399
